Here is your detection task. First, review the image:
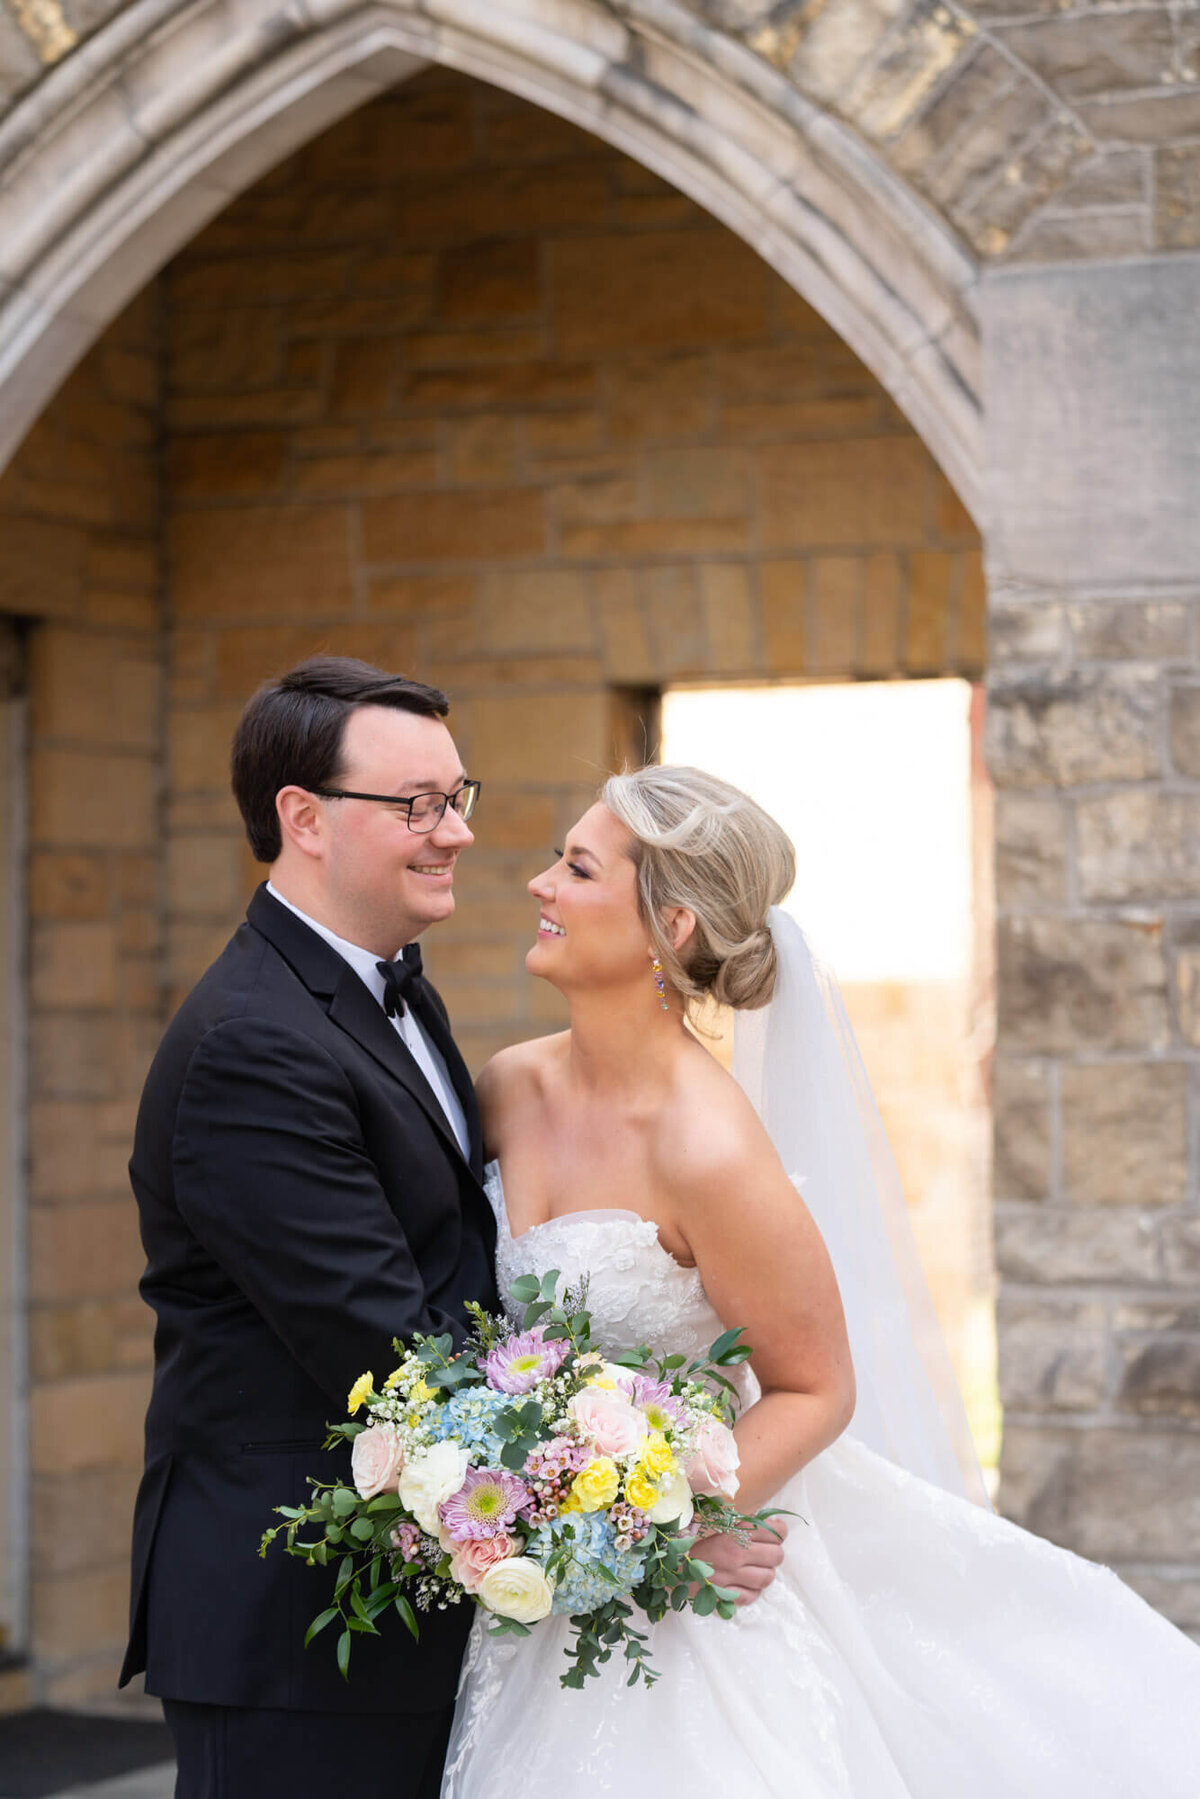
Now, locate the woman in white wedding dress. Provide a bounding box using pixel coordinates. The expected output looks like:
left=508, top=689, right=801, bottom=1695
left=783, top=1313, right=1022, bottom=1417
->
left=441, top=766, right=1200, bottom=1798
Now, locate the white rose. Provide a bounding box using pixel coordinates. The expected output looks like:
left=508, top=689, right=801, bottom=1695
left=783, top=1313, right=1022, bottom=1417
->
left=477, top=1556, right=556, bottom=1625
left=398, top=1442, right=470, bottom=1536
left=646, top=1469, right=694, bottom=1530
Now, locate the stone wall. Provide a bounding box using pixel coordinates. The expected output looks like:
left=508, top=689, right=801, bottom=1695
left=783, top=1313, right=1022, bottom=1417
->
left=3, top=0, right=1198, bottom=267
left=162, top=68, right=985, bottom=1067
left=0, top=290, right=164, bottom=1700
left=985, top=258, right=1200, bottom=1638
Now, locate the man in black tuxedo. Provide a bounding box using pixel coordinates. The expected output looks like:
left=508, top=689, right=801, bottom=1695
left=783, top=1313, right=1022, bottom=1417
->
left=120, top=657, right=498, bottom=1797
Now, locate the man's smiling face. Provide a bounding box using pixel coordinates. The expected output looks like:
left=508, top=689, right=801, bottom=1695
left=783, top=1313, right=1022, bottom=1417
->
left=318, top=704, right=475, bottom=953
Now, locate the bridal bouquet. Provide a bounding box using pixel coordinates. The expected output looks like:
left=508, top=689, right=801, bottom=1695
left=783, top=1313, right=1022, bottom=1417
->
left=260, top=1273, right=777, bottom=1688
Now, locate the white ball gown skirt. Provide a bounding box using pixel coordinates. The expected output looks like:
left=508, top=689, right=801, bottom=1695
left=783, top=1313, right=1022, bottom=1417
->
left=439, top=1171, right=1200, bottom=1797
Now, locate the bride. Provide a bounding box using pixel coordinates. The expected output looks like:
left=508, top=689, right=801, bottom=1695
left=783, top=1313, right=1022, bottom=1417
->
left=441, top=764, right=1200, bottom=1796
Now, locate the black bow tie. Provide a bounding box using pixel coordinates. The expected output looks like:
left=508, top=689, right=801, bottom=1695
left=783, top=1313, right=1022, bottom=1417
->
left=377, top=943, right=423, bottom=1019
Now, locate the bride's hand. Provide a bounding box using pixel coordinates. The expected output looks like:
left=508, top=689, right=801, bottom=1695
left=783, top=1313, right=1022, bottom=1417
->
left=690, top=1521, right=788, bottom=1608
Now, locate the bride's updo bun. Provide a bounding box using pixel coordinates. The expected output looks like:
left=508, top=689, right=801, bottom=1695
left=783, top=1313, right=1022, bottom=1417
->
left=601, top=765, right=796, bottom=1011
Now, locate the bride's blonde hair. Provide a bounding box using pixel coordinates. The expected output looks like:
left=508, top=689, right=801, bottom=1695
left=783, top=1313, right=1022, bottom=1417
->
left=601, top=765, right=796, bottom=1011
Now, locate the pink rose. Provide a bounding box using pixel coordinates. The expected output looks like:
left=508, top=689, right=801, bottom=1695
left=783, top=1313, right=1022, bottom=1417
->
left=569, top=1388, right=649, bottom=1460
left=351, top=1422, right=405, bottom=1500
left=451, top=1532, right=518, bottom=1594
left=684, top=1416, right=740, bottom=1499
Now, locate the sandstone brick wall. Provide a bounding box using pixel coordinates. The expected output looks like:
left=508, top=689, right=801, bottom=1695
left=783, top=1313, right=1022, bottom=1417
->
left=162, top=67, right=984, bottom=1065
left=0, top=288, right=164, bottom=1702
left=989, top=593, right=1200, bottom=1635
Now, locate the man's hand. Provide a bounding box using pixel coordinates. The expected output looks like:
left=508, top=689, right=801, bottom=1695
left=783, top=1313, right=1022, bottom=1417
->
left=691, top=1519, right=788, bottom=1608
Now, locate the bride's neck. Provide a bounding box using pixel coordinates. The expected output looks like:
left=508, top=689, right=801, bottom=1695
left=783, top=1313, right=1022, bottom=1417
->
left=563, top=986, right=689, bottom=1098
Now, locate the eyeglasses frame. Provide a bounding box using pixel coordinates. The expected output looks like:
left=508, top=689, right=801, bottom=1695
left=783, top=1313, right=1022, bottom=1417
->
left=307, top=779, right=481, bottom=832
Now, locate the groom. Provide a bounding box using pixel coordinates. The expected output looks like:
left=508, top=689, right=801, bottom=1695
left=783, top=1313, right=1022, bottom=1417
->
left=119, top=658, right=498, bottom=1797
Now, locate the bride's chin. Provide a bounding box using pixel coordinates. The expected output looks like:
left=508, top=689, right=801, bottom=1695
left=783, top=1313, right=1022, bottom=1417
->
left=525, top=942, right=563, bottom=981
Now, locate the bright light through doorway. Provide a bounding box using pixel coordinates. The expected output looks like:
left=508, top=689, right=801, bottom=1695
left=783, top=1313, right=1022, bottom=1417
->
left=661, top=679, right=999, bottom=1480
left=661, top=680, right=974, bottom=983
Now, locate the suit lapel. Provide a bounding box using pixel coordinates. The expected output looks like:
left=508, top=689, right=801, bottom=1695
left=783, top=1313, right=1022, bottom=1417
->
left=246, top=885, right=483, bottom=1188
left=325, top=968, right=478, bottom=1175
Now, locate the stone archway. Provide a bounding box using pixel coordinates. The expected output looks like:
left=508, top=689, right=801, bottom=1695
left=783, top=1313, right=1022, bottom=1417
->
left=0, top=0, right=983, bottom=514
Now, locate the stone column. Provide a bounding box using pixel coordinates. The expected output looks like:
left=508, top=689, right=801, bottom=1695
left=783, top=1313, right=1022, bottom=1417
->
left=982, top=254, right=1200, bottom=1638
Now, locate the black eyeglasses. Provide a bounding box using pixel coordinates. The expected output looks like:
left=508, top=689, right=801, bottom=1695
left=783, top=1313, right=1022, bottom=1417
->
left=309, top=780, right=481, bottom=833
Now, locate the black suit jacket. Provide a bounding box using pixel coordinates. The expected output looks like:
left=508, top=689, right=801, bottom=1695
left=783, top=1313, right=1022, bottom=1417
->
left=120, top=885, right=498, bottom=1714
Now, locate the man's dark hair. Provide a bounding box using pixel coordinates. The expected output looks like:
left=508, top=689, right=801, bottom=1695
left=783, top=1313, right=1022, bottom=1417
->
left=231, top=656, right=450, bottom=863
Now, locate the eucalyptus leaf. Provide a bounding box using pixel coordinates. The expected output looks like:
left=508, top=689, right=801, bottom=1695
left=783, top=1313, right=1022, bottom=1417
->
left=303, top=1606, right=339, bottom=1647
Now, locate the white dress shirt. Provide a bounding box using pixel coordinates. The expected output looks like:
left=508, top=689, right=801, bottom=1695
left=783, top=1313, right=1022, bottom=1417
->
left=265, top=883, right=470, bottom=1159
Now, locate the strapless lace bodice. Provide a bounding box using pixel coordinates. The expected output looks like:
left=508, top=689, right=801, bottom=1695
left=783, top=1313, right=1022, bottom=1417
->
left=484, top=1162, right=755, bottom=1400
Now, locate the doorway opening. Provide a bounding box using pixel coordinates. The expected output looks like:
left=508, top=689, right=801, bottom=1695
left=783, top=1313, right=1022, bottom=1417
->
left=662, top=679, right=998, bottom=1483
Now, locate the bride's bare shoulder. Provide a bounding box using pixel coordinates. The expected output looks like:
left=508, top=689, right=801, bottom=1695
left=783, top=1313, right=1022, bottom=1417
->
left=476, top=1033, right=567, bottom=1145
left=659, top=1046, right=782, bottom=1197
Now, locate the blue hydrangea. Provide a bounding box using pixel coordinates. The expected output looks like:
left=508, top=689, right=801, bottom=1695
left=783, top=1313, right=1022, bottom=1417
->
left=424, top=1387, right=512, bottom=1463
left=527, top=1513, right=648, bottom=1616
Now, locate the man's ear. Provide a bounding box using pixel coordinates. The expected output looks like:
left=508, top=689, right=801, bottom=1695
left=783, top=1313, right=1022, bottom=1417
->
left=275, top=786, right=326, bottom=860
left=661, top=906, right=696, bottom=955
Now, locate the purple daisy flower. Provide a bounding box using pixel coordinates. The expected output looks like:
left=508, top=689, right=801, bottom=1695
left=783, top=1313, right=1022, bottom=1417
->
left=438, top=1465, right=531, bottom=1540
left=483, top=1326, right=570, bottom=1394
left=630, top=1375, right=684, bottom=1431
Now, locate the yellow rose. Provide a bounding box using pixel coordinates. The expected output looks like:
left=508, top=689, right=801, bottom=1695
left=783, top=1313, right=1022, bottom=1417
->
left=558, top=1493, right=582, bottom=1515
left=571, top=1457, right=619, bottom=1512
left=347, top=1372, right=374, bottom=1416
left=624, top=1466, right=659, bottom=1511
left=641, top=1433, right=676, bottom=1478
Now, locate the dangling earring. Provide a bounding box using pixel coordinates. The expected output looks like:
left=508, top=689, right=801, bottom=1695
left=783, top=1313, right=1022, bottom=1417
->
left=650, top=952, right=669, bottom=1011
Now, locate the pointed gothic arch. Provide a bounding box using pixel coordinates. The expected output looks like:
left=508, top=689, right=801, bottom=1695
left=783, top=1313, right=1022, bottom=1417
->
left=0, top=0, right=982, bottom=516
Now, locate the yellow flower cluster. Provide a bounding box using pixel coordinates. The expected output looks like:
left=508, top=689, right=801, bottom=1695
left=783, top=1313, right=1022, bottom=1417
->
left=569, top=1457, right=620, bottom=1513
left=347, top=1372, right=374, bottom=1416
left=558, top=1434, right=681, bottom=1516
left=625, top=1433, right=677, bottom=1509
left=382, top=1362, right=436, bottom=1404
